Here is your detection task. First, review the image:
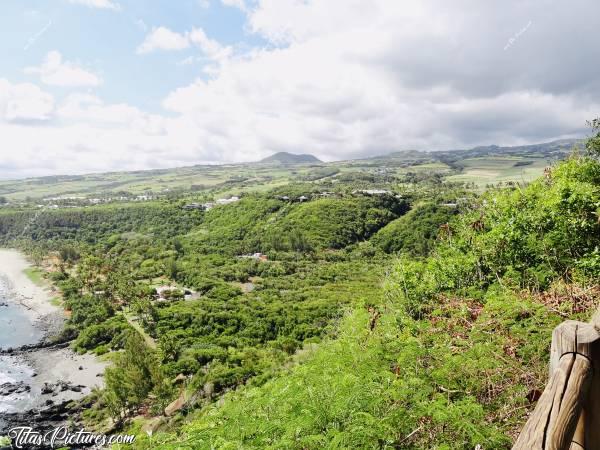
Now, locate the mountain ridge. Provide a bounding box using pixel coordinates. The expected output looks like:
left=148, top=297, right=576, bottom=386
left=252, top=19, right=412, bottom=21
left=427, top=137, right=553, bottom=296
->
left=258, top=152, right=322, bottom=165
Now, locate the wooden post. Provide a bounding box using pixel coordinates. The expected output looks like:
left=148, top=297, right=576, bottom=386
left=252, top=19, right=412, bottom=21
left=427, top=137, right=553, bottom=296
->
left=513, top=321, right=600, bottom=450
left=585, top=314, right=600, bottom=448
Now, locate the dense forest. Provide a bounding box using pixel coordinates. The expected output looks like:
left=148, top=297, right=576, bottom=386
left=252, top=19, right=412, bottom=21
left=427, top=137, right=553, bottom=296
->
left=0, top=123, right=598, bottom=448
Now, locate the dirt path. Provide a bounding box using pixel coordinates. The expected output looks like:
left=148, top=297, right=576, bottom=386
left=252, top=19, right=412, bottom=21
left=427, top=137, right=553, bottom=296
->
left=122, top=311, right=157, bottom=349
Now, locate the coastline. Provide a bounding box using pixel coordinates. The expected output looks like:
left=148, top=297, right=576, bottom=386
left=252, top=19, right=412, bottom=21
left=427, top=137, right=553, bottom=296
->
left=0, top=249, right=59, bottom=321
left=0, top=248, right=107, bottom=434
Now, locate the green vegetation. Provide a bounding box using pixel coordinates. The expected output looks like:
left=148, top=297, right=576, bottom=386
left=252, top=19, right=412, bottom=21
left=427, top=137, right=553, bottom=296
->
left=104, top=331, right=170, bottom=421
left=0, top=138, right=577, bottom=203
left=23, top=267, right=45, bottom=286
left=0, top=130, right=596, bottom=448
left=0, top=187, right=405, bottom=431
left=137, top=150, right=598, bottom=449
left=259, top=195, right=408, bottom=251
left=371, top=202, right=459, bottom=255
left=141, top=290, right=563, bottom=449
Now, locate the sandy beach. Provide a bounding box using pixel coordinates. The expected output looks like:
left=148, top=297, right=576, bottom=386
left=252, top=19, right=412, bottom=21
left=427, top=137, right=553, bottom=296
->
left=26, top=348, right=107, bottom=400
left=0, top=249, right=107, bottom=432
left=0, top=249, right=58, bottom=320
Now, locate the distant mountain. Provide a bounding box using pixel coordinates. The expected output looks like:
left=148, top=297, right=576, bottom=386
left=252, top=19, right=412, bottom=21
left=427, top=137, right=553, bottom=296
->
left=370, top=138, right=584, bottom=163
left=258, top=152, right=322, bottom=165
left=463, top=138, right=583, bottom=156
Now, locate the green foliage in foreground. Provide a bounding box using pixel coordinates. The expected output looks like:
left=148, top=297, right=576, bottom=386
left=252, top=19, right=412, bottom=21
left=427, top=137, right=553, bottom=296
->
left=136, top=154, right=599, bottom=449
left=3, top=145, right=598, bottom=448
left=104, top=331, right=173, bottom=421
left=139, top=289, right=564, bottom=449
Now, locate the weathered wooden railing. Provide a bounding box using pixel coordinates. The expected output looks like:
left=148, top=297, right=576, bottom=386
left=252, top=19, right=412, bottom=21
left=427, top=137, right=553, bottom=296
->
left=513, top=313, right=600, bottom=450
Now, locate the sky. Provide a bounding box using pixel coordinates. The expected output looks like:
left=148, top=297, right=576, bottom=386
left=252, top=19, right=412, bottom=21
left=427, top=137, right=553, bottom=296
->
left=0, top=0, right=599, bottom=179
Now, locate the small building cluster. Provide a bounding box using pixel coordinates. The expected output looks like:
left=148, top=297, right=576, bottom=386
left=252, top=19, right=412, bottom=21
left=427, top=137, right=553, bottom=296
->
left=276, top=195, right=309, bottom=202
left=154, top=285, right=196, bottom=301
left=238, top=252, right=268, bottom=262
left=351, top=189, right=392, bottom=195
left=40, top=194, right=157, bottom=209
left=183, top=196, right=240, bottom=211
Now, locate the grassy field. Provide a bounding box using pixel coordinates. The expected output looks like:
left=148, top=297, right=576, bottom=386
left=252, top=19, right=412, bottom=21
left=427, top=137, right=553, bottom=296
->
left=23, top=267, right=45, bottom=286
left=445, top=156, right=550, bottom=186
left=0, top=140, right=573, bottom=202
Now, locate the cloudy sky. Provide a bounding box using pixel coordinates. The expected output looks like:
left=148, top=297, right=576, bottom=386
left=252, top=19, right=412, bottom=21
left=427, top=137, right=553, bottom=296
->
left=0, top=0, right=599, bottom=179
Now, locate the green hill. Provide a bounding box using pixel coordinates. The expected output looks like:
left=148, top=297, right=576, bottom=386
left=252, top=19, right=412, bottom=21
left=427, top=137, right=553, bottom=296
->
left=0, top=139, right=580, bottom=202
left=0, top=129, right=596, bottom=449
left=257, top=195, right=409, bottom=251
left=370, top=202, right=459, bottom=255
left=138, top=150, right=599, bottom=449
left=258, top=152, right=322, bottom=165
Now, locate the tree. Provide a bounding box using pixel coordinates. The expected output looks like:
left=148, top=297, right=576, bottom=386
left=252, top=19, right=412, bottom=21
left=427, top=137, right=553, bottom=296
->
left=174, top=237, right=184, bottom=255
left=289, top=230, right=313, bottom=253
left=58, top=245, right=80, bottom=264
left=132, top=297, right=158, bottom=329
left=586, top=118, right=600, bottom=157
left=104, top=331, right=161, bottom=420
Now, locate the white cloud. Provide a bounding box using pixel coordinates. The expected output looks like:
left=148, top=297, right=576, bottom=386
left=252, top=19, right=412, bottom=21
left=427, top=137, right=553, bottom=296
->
left=157, top=0, right=599, bottom=163
left=189, top=28, right=232, bottom=62
left=56, top=93, right=166, bottom=134
left=0, top=79, right=54, bottom=122
left=67, top=0, right=120, bottom=11
left=24, top=51, right=102, bottom=87
left=2, top=0, right=600, bottom=179
left=136, top=27, right=191, bottom=54
left=177, top=56, right=197, bottom=66
left=137, top=27, right=231, bottom=63
left=0, top=88, right=175, bottom=178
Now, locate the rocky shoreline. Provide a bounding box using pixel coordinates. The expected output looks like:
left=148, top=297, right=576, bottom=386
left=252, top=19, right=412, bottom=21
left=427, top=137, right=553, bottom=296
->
left=1, top=398, right=79, bottom=433
left=0, top=250, right=108, bottom=442
left=0, top=327, right=107, bottom=437
left=0, top=339, right=70, bottom=356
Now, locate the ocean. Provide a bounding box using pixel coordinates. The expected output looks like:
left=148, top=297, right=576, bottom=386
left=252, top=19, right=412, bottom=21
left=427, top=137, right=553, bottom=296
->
left=0, top=277, right=42, bottom=431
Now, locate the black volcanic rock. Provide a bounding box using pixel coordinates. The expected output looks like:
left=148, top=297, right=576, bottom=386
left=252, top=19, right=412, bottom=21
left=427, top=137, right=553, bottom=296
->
left=0, top=381, right=30, bottom=396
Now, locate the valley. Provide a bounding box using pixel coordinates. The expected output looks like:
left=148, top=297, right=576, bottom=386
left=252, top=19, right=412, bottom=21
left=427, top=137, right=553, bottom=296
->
left=0, top=134, right=597, bottom=449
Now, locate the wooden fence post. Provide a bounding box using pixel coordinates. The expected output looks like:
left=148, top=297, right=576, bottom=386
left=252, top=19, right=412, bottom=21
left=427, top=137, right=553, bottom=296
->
left=513, top=321, right=600, bottom=450
left=584, top=314, right=600, bottom=448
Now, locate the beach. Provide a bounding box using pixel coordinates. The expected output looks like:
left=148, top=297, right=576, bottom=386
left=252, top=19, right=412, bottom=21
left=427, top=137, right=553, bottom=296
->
left=0, top=249, right=58, bottom=320
left=0, top=249, right=107, bottom=433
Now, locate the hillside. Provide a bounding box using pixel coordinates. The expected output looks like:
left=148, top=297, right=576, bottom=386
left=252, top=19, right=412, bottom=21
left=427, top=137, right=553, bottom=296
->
left=0, top=151, right=597, bottom=447
left=0, top=130, right=596, bottom=448
left=135, top=147, right=600, bottom=449
left=0, top=139, right=581, bottom=203
left=258, top=152, right=322, bottom=165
